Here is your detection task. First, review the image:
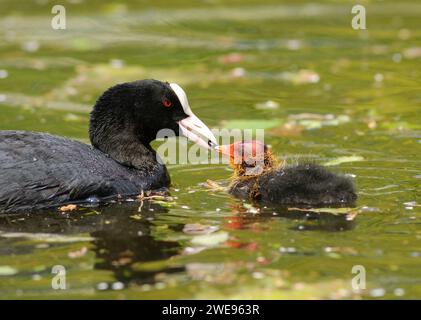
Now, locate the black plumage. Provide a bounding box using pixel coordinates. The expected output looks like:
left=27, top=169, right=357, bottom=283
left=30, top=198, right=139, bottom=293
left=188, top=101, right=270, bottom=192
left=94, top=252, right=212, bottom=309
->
left=0, top=131, right=169, bottom=212
left=0, top=79, right=215, bottom=213
left=220, top=141, right=357, bottom=206
left=229, top=163, right=357, bottom=206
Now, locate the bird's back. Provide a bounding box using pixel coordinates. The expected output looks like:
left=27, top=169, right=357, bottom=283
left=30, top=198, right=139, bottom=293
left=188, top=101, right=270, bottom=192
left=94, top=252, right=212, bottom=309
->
left=259, top=163, right=357, bottom=206
left=0, top=131, right=169, bottom=213
left=229, top=163, right=357, bottom=206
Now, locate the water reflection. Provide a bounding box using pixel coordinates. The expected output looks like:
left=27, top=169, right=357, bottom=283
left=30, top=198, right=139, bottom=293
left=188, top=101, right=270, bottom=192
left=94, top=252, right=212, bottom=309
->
left=0, top=200, right=184, bottom=286
left=90, top=202, right=184, bottom=285
left=225, top=202, right=356, bottom=232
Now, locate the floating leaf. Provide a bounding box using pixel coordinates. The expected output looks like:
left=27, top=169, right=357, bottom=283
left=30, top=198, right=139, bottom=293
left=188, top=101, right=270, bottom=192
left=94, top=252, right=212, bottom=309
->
left=205, top=179, right=226, bottom=192
left=0, top=231, right=93, bottom=243
left=281, top=69, right=320, bottom=84
left=346, top=210, right=360, bottom=221
left=323, top=156, right=364, bottom=166
left=268, top=114, right=352, bottom=134
left=183, top=246, right=207, bottom=255
left=137, top=190, right=174, bottom=201
left=69, top=38, right=101, bottom=51
left=404, top=201, right=419, bottom=207
left=152, top=200, right=176, bottom=208
left=381, top=121, right=421, bottom=131
left=191, top=232, right=229, bottom=246
left=327, top=252, right=342, bottom=259
left=63, top=113, right=82, bottom=122
left=289, top=113, right=334, bottom=121
left=183, top=223, right=219, bottom=235
left=255, top=100, right=280, bottom=110
left=218, top=53, right=244, bottom=64
left=297, top=119, right=323, bottom=130
left=268, top=122, right=304, bottom=137
left=288, top=207, right=355, bottom=215
left=221, top=119, right=283, bottom=130
left=68, top=247, right=88, bottom=259
left=290, top=114, right=350, bottom=130
left=403, top=47, right=421, bottom=59
left=0, top=266, right=18, bottom=276
left=59, top=204, right=77, bottom=212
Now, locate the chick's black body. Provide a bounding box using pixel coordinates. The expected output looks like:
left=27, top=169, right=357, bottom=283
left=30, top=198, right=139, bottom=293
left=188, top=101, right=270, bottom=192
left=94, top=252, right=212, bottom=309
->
left=229, top=163, right=357, bottom=206
left=0, top=80, right=191, bottom=213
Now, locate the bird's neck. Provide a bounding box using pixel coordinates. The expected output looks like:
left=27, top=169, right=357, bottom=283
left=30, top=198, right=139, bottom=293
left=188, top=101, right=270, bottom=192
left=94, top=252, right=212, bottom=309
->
left=93, top=132, right=157, bottom=170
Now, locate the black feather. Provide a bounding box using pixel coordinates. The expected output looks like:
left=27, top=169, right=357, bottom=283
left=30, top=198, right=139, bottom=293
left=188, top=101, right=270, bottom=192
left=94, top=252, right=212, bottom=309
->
left=0, top=131, right=169, bottom=213
left=0, top=80, right=188, bottom=213
left=229, top=163, right=357, bottom=206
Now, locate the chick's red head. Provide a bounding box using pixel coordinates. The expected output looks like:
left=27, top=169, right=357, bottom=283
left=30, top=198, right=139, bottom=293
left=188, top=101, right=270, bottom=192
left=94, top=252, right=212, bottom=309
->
left=217, top=140, right=272, bottom=176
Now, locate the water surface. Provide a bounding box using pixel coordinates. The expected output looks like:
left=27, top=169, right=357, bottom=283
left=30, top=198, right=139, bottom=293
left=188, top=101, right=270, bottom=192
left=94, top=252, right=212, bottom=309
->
left=0, top=0, right=420, bottom=299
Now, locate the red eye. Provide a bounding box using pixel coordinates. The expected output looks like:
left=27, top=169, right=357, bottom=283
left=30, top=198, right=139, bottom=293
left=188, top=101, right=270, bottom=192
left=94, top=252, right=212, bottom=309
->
left=163, top=99, right=172, bottom=107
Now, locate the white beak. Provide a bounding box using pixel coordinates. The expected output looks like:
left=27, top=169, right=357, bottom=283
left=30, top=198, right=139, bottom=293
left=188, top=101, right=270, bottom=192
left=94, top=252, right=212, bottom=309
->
left=170, top=83, right=218, bottom=150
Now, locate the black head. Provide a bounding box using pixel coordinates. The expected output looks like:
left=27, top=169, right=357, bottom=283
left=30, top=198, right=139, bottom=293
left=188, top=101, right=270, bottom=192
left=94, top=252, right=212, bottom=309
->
left=90, top=80, right=186, bottom=147
left=89, top=79, right=217, bottom=166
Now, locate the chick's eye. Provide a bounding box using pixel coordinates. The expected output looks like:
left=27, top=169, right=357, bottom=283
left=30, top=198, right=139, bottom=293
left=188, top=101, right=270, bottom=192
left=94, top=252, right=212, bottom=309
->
left=163, top=99, right=172, bottom=107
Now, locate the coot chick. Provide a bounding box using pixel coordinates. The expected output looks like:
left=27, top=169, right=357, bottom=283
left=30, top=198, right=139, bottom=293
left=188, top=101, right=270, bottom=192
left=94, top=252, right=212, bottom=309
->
left=218, top=141, right=357, bottom=206
left=0, top=80, right=217, bottom=213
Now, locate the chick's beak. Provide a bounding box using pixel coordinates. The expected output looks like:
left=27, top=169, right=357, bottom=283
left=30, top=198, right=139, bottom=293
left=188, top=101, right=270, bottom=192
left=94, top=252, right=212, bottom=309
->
left=216, top=144, right=233, bottom=158
left=216, top=143, right=238, bottom=166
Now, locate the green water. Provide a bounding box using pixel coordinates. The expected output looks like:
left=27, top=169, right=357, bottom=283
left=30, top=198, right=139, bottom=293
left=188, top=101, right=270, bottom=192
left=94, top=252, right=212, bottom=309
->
left=0, top=0, right=420, bottom=299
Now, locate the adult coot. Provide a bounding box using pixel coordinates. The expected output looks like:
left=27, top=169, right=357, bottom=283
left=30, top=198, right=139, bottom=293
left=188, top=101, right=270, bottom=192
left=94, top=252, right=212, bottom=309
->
left=218, top=141, right=357, bottom=206
left=0, top=80, right=217, bottom=213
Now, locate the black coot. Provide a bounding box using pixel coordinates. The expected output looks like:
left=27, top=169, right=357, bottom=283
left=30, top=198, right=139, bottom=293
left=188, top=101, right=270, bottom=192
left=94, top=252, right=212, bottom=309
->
left=0, top=80, right=217, bottom=213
